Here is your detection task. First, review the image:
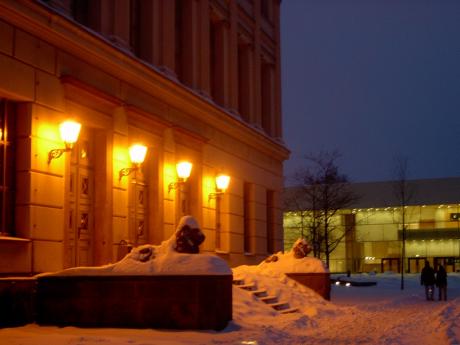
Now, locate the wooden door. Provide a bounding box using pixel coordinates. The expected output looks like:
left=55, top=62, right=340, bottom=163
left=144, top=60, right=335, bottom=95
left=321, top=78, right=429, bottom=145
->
left=130, top=174, right=148, bottom=246
left=67, top=128, right=94, bottom=267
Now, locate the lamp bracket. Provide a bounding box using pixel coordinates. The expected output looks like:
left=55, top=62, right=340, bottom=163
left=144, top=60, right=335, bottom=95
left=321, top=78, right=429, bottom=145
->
left=209, top=191, right=224, bottom=201
left=48, top=148, right=69, bottom=164
left=119, top=167, right=138, bottom=181
left=168, top=178, right=187, bottom=193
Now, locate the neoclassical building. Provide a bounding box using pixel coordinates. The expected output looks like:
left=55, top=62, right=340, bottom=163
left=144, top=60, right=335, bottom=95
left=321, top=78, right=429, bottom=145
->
left=284, top=178, right=460, bottom=273
left=0, top=0, right=288, bottom=275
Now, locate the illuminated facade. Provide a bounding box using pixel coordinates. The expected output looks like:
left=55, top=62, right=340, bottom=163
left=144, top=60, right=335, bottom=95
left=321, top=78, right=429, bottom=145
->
left=284, top=178, right=460, bottom=273
left=0, top=0, right=288, bottom=275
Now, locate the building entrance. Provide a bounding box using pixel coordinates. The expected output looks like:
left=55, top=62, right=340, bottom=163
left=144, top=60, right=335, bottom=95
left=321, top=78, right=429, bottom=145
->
left=408, top=257, right=427, bottom=273
left=130, top=176, right=148, bottom=246
left=381, top=258, right=400, bottom=273
left=434, top=257, right=457, bottom=273
left=67, top=128, right=94, bottom=267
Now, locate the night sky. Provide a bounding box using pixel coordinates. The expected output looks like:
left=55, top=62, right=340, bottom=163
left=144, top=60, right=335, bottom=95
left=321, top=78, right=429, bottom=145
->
left=281, top=0, right=460, bottom=184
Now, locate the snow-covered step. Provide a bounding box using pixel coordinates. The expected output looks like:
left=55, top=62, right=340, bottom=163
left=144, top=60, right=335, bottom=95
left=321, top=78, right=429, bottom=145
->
left=269, top=302, right=290, bottom=311
left=238, top=283, right=257, bottom=291
left=251, top=289, right=268, bottom=297
left=232, top=278, right=245, bottom=286
left=279, top=307, right=299, bottom=314
left=259, top=295, right=278, bottom=304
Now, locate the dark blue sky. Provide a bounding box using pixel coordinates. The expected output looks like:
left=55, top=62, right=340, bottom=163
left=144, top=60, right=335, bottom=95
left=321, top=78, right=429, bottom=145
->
left=281, top=0, right=460, bottom=183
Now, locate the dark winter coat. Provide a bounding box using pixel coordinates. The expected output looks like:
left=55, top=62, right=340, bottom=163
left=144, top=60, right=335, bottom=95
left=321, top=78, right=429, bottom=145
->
left=421, top=265, right=436, bottom=286
left=436, top=266, right=447, bottom=287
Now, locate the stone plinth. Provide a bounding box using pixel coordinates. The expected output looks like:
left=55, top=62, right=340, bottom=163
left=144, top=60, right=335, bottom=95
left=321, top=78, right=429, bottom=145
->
left=36, top=275, right=232, bottom=330
left=286, top=272, right=331, bottom=300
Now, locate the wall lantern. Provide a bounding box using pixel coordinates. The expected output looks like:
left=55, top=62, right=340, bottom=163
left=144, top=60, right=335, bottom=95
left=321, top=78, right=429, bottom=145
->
left=211, top=173, right=230, bottom=250
left=48, top=120, right=81, bottom=164
left=119, top=144, right=148, bottom=181
left=209, top=174, right=231, bottom=200
left=168, top=161, right=193, bottom=193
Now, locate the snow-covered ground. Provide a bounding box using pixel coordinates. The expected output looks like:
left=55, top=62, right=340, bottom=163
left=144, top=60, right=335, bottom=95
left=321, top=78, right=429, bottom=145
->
left=2, top=272, right=460, bottom=345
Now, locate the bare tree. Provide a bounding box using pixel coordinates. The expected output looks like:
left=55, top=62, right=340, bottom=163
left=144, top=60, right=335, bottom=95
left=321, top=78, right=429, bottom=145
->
left=290, top=151, right=358, bottom=268
left=392, top=155, right=415, bottom=290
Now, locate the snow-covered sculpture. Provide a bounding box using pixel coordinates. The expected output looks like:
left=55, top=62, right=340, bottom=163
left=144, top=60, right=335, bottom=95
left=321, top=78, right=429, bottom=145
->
left=128, top=215, right=205, bottom=262
left=292, top=238, right=312, bottom=259
left=45, top=215, right=231, bottom=276
left=174, top=215, right=205, bottom=254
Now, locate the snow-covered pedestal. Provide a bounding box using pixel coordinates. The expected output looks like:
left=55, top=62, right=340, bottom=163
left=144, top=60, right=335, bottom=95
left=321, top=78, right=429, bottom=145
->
left=248, top=239, right=330, bottom=300
left=22, top=217, right=233, bottom=330
left=36, top=217, right=232, bottom=330
left=285, top=273, right=330, bottom=300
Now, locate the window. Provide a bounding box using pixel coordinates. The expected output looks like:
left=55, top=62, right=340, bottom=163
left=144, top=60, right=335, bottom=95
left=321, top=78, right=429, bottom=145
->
left=210, top=18, right=225, bottom=106
left=260, top=0, right=273, bottom=23
left=0, top=100, right=16, bottom=236
left=266, top=190, right=275, bottom=254
left=175, top=0, right=184, bottom=80
left=261, top=61, right=274, bottom=136
left=130, top=0, right=154, bottom=63
left=243, top=183, right=252, bottom=253
left=71, top=0, right=99, bottom=31
left=238, top=42, right=251, bottom=122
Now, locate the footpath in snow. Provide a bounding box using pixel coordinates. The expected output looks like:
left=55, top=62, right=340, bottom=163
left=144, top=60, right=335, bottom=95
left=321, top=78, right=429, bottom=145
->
left=2, top=272, right=460, bottom=344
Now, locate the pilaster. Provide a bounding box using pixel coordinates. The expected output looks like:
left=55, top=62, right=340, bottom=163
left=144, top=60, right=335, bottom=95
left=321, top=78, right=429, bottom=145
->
left=160, top=0, right=176, bottom=76
left=228, top=0, right=239, bottom=112
left=199, top=0, right=211, bottom=97
left=253, top=0, right=262, bottom=128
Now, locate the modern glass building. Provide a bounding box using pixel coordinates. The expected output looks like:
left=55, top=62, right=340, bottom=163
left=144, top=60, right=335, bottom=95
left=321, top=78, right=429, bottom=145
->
left=284, top=178, right=460, bottom=273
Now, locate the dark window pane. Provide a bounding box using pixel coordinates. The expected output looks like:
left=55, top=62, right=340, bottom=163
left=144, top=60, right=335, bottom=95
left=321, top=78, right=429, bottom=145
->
left=0, top=100, right=16, bottom=235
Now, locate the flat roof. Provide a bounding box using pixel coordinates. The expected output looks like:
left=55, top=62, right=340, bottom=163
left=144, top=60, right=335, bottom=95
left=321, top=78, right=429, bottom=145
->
left=284, top=177, right=460, bottom=210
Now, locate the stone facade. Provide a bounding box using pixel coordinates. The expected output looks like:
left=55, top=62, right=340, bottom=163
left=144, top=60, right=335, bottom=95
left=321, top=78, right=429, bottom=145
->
left=0, top=0, right=288, bottom=274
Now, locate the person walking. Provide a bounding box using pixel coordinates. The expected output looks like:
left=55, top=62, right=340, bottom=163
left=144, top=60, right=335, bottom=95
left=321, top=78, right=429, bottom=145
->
left=421, top=260, right=436, bottom=301
left=436, top=264, right=447, bottom=301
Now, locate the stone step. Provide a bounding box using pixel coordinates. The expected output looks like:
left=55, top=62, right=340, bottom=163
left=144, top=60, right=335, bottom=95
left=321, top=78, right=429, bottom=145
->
left=279, top=307, right=299, bottom=314
left=238, top=283, right=257, bottom=291
left=269, top=302, right=290, bottom=311
left=232, top=278, right=245, bottom=286
left=251, top=289, right=268, bottom=297
left=259, top=295, right=278, bottom=304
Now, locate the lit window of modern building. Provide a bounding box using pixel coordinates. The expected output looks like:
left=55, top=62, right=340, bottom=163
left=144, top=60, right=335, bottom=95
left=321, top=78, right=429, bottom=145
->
left=284, top=178, right=460, bottom=273
left=0, top=0, right=288, bottom=275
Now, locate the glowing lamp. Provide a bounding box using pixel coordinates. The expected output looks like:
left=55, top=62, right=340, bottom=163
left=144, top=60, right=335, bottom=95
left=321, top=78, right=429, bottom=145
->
left=176, top=161, right=192, bottom=181
left=209, top=173, right=231, bottom=200
left=48, top=120, right=82, bottom=164
left=119, top=144, right=148, bottom=181
left=129, top=144, right=147, bottom=165
left=60, top=121, right=81, bottom=148
left=215, top=174, right=230, bottom=192
left=168, top=161, right=193, bottom=193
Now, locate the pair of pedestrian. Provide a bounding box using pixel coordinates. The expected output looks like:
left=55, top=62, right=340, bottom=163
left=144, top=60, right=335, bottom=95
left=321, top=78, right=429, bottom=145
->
left=420, top=261, right=447, bottom=301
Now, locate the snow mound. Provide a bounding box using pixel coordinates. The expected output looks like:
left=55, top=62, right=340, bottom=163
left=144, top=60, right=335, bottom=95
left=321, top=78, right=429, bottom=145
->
left=232, top=249, right=332, bottom=318
left=255, top=249, right=328, bottom=275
